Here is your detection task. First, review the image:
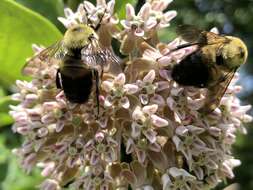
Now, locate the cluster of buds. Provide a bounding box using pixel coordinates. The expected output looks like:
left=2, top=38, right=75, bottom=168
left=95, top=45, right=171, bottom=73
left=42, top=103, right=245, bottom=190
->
left=10, top=0, right=252, bottom=190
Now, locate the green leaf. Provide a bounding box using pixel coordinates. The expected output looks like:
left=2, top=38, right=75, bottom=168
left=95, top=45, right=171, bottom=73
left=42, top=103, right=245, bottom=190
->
left=1, top=156, right=42, bottom=190
left=0, top=0, right=62, bottom=87
left=0, top=113, right=13, bottom=127
left=0, top=96, right=17, bottom=112
left=14, top=0, right=65, bottom=31
left=0, top=96, right=16, bottom=127
left=0, top=136, right=9, bottom=164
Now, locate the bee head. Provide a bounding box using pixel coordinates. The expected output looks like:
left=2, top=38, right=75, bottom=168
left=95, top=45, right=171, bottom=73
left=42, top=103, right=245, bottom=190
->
left=220, top=36, right=248, bottom=69
left=63, top=24, right=97, bottom=49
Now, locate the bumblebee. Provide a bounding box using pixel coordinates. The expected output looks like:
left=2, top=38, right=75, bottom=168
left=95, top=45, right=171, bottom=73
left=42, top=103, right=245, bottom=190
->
left=22, top=23, right=119, bottom=115
left=171, top=25, right=248, bottom=113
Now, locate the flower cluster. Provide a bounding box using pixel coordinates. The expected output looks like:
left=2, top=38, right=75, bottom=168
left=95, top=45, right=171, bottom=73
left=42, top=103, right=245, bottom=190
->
left=10, top=0, right=252, bottom=190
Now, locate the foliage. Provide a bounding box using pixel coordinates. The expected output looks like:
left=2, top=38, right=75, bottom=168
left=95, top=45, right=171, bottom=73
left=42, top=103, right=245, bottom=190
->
left=0, top=0, right=62, bottom=87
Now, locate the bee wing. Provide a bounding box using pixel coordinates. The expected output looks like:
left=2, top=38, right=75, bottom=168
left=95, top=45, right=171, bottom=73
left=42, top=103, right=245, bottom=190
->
left=202, top=70, right=236, bottom=113
left=81, top=38, right=121, bottom=73
left=175, top=25, right=229, bottom=51
left=176, top=24, right=203, bottom=43
left=22, top=41, right=64, bottom=76
left=102, top=48, right=122, bottom=74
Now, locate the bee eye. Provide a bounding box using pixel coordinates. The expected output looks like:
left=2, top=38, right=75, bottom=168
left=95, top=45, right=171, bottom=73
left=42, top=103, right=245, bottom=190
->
left=216, top=54, right=224, bottom=66
left=239, top=47, right=245, bottom=58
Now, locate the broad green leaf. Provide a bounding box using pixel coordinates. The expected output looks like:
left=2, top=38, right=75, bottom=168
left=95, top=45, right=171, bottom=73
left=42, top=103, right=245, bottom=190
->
left=0, top=113, right=13, bottom=127
left=0, top=0, right=62, bottom=87
left=1, top=156, right=42, bottom=190
left=0, top=92, right=15, bottom=127
left=14, top=0, right=65, bottom=31
left=0, top=136, right=9, bottom=164
left=0, top=96, right=17, bottom=113
left=0, top=87, right=6, bottom=97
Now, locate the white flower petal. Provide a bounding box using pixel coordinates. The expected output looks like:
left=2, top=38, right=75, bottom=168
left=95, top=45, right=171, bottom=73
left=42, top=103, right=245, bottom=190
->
left=39, top=179, right=60, bottom=190
left=135, top=28, right=145, bottom=37
left=168, top=167, right=196, bottom=180
left=186, top=125, right=205, bottom=134
left=151, top=114, right=168, bottom=127
left=145, top=18, right=157, bottom=29
left=172, top=136, right=182, bottom=150
left=158, top=56, right=172, bottom=66
left=175, top=126, right=188, bottom=136
left=98, top=116, right=108, bottom=128
left=222, top=162, right=234, bottom=179
left=104, top=95, right=113, bottom=107
left=194, top=167, right=204, bottom=180
left=120, top=20, right=131, bottom=29
left=114, top=73, right=126, bottom=86
left=143, top=70, right=156, bottom=83
left=136, top=149, right=146, bottom=163
left=163, top=10, right=177, bottom=22
left=83, top=1, right=96, bottom=14
left=126, top=3, right=135, bottom=20
left=139, top=94, right=149, bottom=105
left=126, top=138, right=135, bottom=154
left=150, top=94, right=165, bottom=106
left=138, top=3, right=151, bottom=20
left=131, top=122, right=142, bottom=138
left=143, top=104, right=158, bottom=115
left=107, top=0, right=115, bottom=14
left=124, top=84, right=139, bottom=94
left=101, top=81, right=113, bottom=92
left=120, top=97, right=130, bottom=109
left=210, top=27, right=219, bottom=34
left=132, top=106, right=145, bottom=121
left=159, top=69, right=172, bottom=80
left=143, top=48, right=161, bottom=61
left=148, top=142, right=161, bottom=152
left=95, top=132, right=105, bottom=142
left=162, top=173, right=172, bottom=190
left=64, top=8, right=74, bottom=17
left=143, top=129, right=157, bottom=143
left=41, top=163, right=55, bottom=177
left=97, top=0, right=106, bottom=6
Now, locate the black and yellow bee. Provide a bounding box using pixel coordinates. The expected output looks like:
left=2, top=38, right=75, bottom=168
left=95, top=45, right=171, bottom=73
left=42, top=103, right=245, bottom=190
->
left=171, top=25, right=248, bottom=113
left=22, top=23, right=119, bottom=116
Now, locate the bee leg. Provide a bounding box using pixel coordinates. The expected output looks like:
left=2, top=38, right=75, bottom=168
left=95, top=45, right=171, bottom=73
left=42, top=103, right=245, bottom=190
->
left=100, top=62, right=104, bottom=79
left=56, top=69, right=63, bottom=89
left=94, top=69, right=100, bottom=119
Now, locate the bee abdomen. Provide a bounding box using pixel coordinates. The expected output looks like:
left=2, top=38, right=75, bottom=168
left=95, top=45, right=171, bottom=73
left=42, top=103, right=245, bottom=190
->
left=56, top=69, right=93, bottom=103
left=171, top=52, right=210, bottom=88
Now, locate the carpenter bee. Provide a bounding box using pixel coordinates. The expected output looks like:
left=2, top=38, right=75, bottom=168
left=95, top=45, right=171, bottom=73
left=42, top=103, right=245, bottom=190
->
left=170, top=25, right=248, bottom=113
left=22, top=23, right=119, bottom=116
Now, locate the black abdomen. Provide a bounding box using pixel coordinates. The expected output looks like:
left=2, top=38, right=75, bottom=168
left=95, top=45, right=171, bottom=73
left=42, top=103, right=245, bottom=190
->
left=56, top=68, right=93, bottom=103
left=171, top=51, right=210, bottom=88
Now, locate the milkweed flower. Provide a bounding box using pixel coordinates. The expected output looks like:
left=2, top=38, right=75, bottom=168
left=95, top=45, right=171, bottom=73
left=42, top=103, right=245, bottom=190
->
left=10, top=0, right=252, bottom=190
